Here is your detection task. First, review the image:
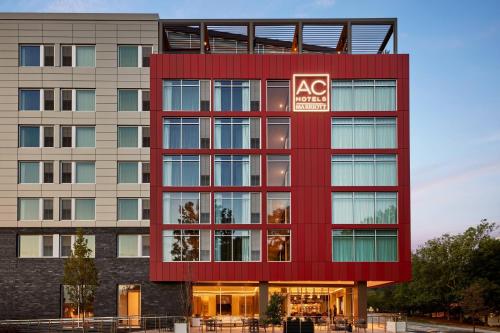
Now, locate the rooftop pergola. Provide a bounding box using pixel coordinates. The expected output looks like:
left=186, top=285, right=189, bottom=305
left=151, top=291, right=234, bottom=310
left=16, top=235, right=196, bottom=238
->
left=159, top=18, right=397, bottom=55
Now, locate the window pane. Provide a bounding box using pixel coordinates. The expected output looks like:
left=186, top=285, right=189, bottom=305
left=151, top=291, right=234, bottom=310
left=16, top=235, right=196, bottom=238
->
left=60, top=235, right=72, bottom=257
left=355, top=235, right=375, bottom=261
left=19, top=235, right=40, bottom=257
left=19, top=90, right=40, bottom=111
left=267, top=155, right=290, bottom=186
left=75, top=199, right=95, bottom=220
left=118, top=162, right=138, bottom=183
left=267, top=193, right=290, bottom=224
left=60, top=199, right=72, bottom=220
left=118, top=90, right=139, bottom=111
left=376, top=234, right=397, bottom=261
left=76, top=162, right=95, bottom=183
left=19, top=162, right=39, bottom=183
left=118, top=127, right=138, bottom=147
left=376, top=121, right=397, bottom=148
left=75, top=127, right=95, bottom=147
left=44, top=45, right=54, bottom=66
left=118, top=235, right=139, bottom=257
left=354, top=161, right=374, bottom=186
left=61, top=45, right=72, bottom=66
left=376, top=159, right=397, bottom=186
left=331, top=160, right=352, bottom=186
left=332, top=86, right=353, bottom=111
left=19, top=127, right=40, bottom=147
left=42, top=235, right=53, bottom=257
left=142, top=46, right=152, bottom=67
left=119, top=45, right=138, bottom=67
left=354, top=86, right=374, bottom=111
left=375, top=85, right=396, bottom=111
left=44, top=89, right=54, bottom=110
left=163, top=192, right=200, bottom=224
left=354, top=124, right=374, bottom=148
left=76, top=46, right=95, bottom=67
left=19, top=198, right=39, bottom=220
left=20, top=46, right=40, bottom=66
left=118, top=199, right=138, bottom=220
left=267, top=119, right=290, bottom=149
left=76, top=90, right=95, bottom=111
left=267, top=230, right=290, bottom=261
left=332, top=193, right=353, bottom=224
left=142, top=235, right=150, bottom=256
left=354, top=193, right=375, bottom=224
left=333, top=236, right=353, bottom=261
left=85, top=235, right=95, bottom=257
left=376, top=193, right=397, bottom=224
left=267, top=81, right=289, bottom=111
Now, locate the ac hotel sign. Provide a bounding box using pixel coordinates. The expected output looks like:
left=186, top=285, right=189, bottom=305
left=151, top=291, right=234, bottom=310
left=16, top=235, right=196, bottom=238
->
left=292, top=74, right=330, bottom=112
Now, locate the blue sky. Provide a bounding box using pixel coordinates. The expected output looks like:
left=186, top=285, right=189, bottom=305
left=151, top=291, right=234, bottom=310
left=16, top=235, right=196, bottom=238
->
left=2, top=0, right=499, bottom=247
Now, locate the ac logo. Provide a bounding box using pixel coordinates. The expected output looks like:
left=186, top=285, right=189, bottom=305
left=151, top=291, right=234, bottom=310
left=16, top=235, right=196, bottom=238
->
left=293, top=74, right=330, bottom=112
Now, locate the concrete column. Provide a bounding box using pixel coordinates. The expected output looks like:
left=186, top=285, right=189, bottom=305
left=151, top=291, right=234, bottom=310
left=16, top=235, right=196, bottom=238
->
left=259, top=282, right=269, bottom=319
left=353, top=281, right=367, bottom=324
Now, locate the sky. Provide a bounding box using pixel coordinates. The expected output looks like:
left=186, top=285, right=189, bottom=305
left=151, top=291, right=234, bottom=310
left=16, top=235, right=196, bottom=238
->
left=1, top=0, right=499, bottom=248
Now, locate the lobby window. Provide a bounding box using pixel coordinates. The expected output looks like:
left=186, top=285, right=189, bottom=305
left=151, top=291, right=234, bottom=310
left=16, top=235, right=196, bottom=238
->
left=163, top=155, right=210, bottom=186
left=60, top=235, right=95, bottom=258
left=164, top=118, right=210, bottom=149
left=118, top=45, right=152, bottom=67
left=163, top=192, right=210, bottom=224
left=267, top=155, right=290, bottom=186
left=117, top=126, right=150, bottom=148
left=118, top=235, right=150, bottom=257
left=215, top=118, right=260, bottom=149
left=118, top=285, right=141, bottom=320
left=60, top=89, right=96, bottom=112
left=18, top=198, right=53, bottom=221
left=118, top=161, right=149, bottom=184
left=118, top=89, right=150, bottom=111
left=332, top=192, right=397, bottom=225
left=62, top=285, right=94, bottom=318
left=60, top=126, right=95, bottom=148
left=19, top=161, right=53, bottom=184
left=215, top=230, right=261, bottom=262
left=19, top=44, right=54, bottom=67
left=214, top=192, right=260, bottom=224
left=163, top=80, right=210, bottom=111
left=267, top=118, right=290, bottom=149
left=118, top=198, right=150, bottom=221
left=331, top=154, right=397, bottom=186
left=332, top=229, right=398, bottom=262
left=332, top=80, right=396, bottom=111
left=214, top=80, right=260, bottom=112
left=19, top=89, right=54, bottom=111
left=18, top=235, right=55, bottom=258
left=60, top=161, right=95, bottom=184
left=267, top=81, right=290, bottom=111
left=163, top=230, right=211, bottom=262
left=61, top=45, right=96, bottom=67
left=332, top=118, right=397, bottom=149
left=267, top=192, right=291, bottom=224
left=267, top=229, right=291, bottom=262
left=60, top=198, right=96, bottom=221
left=214, top=155, right=260, bottom=186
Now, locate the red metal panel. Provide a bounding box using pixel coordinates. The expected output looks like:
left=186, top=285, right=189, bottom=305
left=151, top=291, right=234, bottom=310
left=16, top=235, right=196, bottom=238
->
left=149, top=54, right=411, bottom=283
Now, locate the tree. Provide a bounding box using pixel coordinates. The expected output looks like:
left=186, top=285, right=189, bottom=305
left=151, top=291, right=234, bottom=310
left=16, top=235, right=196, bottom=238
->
left=460, top=280, right=489, bottom=333
left=265, top=293, right=286, bottom=332
left=62, top=229, right=99, bottom=330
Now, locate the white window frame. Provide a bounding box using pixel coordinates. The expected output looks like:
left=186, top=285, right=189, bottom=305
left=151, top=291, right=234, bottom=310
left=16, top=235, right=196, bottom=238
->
left=162, top=80, right=202, bottom=111
left=60, top=161, right=96, bottom=184
left=117, top=126, right=148, bottom=148
left=18, top=161, right=43, bottom=184
left=163, top=192, right=210, bottom=224
left=117, top=161, right=149, bottom=184
left=214, top=229, right=261, bottom=262
left=267, top=192, right=291, bottom=224
left=59, top=198, right=96, bottom=221
left=214, top=192, right=258, bottom=225
left=214, top=118, right=251, bottom=149
left=61, top=45, right=96, bottom=68
left=267, top=229, right=292, bottom=262
left=163, top=118, right=202, bottom=149
left=117, top=89, right=149, bottom=112
left=118, top=45, right=152, bottom=68
left=60, top=89, right=96, bottom=112
left=59, top=234, right=95, bottom=258
left=331, top=117, right=397, bottom=149
left=267, top=155, right=291, bottom=186
left=19, top=44, right=54, bottom=67
left=117, top=198, right=149, bottom=221
left=331, top=154, right=398, bottom=186
left=163, top=155, right=202, bottom=187
left=331, top=192, right=398, bottom=225
left=162, top=229, right=211, bottom=262
left=214, top=80, right=252, bottom=112
left=214, top=155, right=251, bottom=186
left=60, top=126, right=96, bottom=148
left=19, top=88, right=52, bottom=111
left=331, top=229, right=398, bottom=262
left=117, top=234, right=150, bottom=258
left=18, top=234, right=59, bottom=258
left=18, top=198, right=44, bottom=221
left=267, top=118, right=291, bottom=149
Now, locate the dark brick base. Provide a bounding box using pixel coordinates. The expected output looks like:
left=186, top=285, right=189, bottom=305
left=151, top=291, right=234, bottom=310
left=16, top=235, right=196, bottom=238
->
left=0, top=228, right=183, bottom=320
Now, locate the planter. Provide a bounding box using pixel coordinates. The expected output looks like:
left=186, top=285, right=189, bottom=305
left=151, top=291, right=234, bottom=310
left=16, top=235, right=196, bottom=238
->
left=386, top=321, right=407, bottom=333
left=175, top=322, right=188, bottom=333
left=191, top=317, right=201, bottom=327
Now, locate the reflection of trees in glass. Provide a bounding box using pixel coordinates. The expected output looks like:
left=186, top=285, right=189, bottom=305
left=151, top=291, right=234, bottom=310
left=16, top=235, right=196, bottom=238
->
left=170, top=231, right=200, bottom=261
left=268, top=205, right=290, bottom=224
left=219, top=207, right=233, bottom=224
left=268, top=236, right=289, bottom=261
left=177, top=200, right=199, bottom=224
left=359, top=205, right=396, bottom=224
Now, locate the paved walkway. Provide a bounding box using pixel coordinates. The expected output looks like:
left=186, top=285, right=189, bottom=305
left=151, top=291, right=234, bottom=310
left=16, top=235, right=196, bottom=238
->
left=407, top=321, right=499, bottom=333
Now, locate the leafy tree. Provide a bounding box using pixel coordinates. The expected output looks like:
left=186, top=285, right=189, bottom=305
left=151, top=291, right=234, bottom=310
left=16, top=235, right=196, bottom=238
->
left=460, top=280, right=489, bottom=333
left=62, top=229, right=99, bottom=329
left=265, top=292, right=286, bottom=331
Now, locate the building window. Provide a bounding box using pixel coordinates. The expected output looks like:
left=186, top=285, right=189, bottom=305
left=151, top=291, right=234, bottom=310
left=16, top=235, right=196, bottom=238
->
left=267, top=192, right=291, bottom=224
left=117, top=126, right=149, bottom=148
left=43, top=162, right=54, bottom=183
left=43, top=199, right=53, bottom=220
left=19, top=161, right=53, bottom=184
left=332, top=80, right=396, bottom=111
left=332, top=192, right=397, bottom=225
left=215, top=155, right=252, bottom=186
left=18, top=199, right=52, bottom=221
left=18, top=235, right=54, bottom=257
left=163, top=155, right=210, bottom=186
left=215, top=118, right=260, bottom=149
left=214, top=192, right=260, bottom=224
left=60, top=235, right=95, bottom=258
left=164, top=118, right=204, bottom=149
left=267, top=118, right=290, bottom=149
left=163, top=80, right=210, bottom=111
left=60, top=126, right=96, bottom=148
left=163, top=230, right=211, bottom=262
left=332, top=229, right=398, bottom=262
left=267, top=155, right=290, bottom=186
left=118, top=285, right=142, bottom=320
left=267, top=80, right=290, bottom=111
left=19, top=44, right=54, bottom=67
left=267, top=229, right=291, bottom=261
left=142, top=163, right=150, bottom=183
left=214, top=230, right=260, bottom=262
left=60, top=198, right=95, bottom=221
left=118, top=235, right=150, bottom=257
left=214, top=80, right=260, bottom=112
left=60, top=161, right=95, bottom=184
left=117, top=89, right=149, bottom=112
left=117, top=161, right=149, bottom=184
left=60, top=89, right=96, bottom=112
left=118, top=45, right=152, bottom=67
left=331, top=154, right=397, bottom=186
left=332, top=118, right=397, bottom=149
left=62, top=285, right=94, bottom=318
left=163, top=192, right=210, bottom=224
left=118, top=198, right=149, bottom=221
left=19, top=126, right=54, bottom=148
left=61, top=45, right=96, bottom=67
left=19, top=89, right=56, bottom=111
